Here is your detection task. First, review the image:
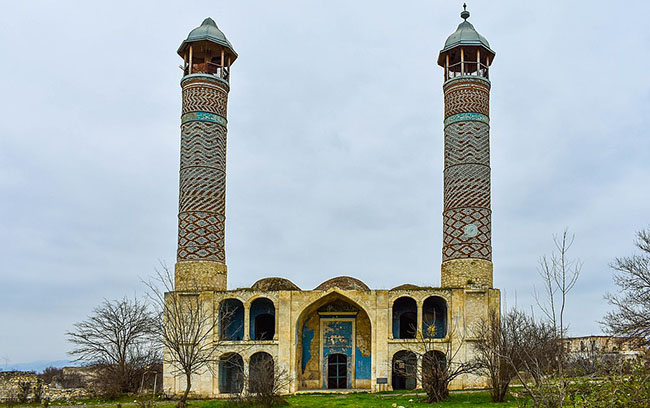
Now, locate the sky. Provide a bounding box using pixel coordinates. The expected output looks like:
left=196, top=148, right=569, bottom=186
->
left=1, top=0, right=649, bottom=366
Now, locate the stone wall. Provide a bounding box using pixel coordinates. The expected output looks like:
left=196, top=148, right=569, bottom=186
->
left=163, top=284, right=501, bottom=397
left=0, top=372, right=92, bottom=403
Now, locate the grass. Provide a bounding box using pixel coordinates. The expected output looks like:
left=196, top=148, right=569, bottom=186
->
left=192, top=390, right=523, bottom=408
left=1, top=391, right=524, bottom=408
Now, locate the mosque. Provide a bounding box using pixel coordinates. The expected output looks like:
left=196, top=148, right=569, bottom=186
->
left=163, top=6, right=500, bottom=396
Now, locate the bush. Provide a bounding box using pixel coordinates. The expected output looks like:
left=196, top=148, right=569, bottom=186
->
left=5, top=392, right=18, bottom=408
left=564, top=353, right=628, bottom=377
left=40, top=367, right=63, bottom=384
left=17, top=381, right=31, bottom=403
left=33, top=379, right=43, bottom=403
left=60, top=372, right=85, bottom=389
left=567, top=361, right=650, bottom=408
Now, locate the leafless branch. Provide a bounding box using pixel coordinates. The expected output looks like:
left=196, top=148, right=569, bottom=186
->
left=143, top=263, right=247, bottom=408
left=602, top=228, right=650, bottom=346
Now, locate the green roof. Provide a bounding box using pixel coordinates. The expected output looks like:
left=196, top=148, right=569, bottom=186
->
left=177, top=17, right=237, bottom=59
left=437, top=8, right=495, bottom=66
left=441, top=19, right=492, bottom=53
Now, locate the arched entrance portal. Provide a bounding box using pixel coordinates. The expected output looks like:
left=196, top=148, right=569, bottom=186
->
left=295, top=292, right=372, bottom=390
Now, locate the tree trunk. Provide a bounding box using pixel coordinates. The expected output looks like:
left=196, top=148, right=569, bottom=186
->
left=178, top=372, right=191, bottom=408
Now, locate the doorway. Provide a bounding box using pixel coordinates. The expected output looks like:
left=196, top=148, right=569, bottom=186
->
left=327, top=353, right=347, bottom=389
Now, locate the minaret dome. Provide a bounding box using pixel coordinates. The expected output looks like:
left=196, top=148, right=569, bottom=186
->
left=178, top=17, right=237, bottom=80
left=437, top=6, right=495, bottom=81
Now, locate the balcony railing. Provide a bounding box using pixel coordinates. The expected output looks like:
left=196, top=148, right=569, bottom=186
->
left=183, top=61, right=230, bottom=81
left=445, top=61, right=489, bottom=80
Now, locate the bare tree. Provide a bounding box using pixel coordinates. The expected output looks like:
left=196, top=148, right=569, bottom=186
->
left=602, top=228, right=650, bottom=345
left=396, top=323, right=480, bottom=403
left=145, top=265, right=240, bottom=408
left=231, top=352, right=291, bottom=407
left=534, top=228, right=581, bottom=374
left=66, top=297, right=159, bottom=395
left=508, top=314, right=563, bottom=408
left=473, top=309, right=524, bottom=402
left=473, top=307, right=563, bottom=405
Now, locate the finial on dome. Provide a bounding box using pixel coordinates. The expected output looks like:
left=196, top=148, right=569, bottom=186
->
left=461, top=3, right=470, bottom=20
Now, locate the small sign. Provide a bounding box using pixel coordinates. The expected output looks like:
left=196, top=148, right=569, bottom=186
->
left=376, top=377, right=388, bottom=384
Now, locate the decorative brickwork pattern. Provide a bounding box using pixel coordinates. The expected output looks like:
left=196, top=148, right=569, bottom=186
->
left=444, top=164, right=490, bottom=209
left=444, top=122, right=490, bottom=167
left=442, top=77, right=492, bottom=263
left=182, top=79, right=229, bottom=117
left=442, top=208, right=491, bottom=259
left=177, top=77, right=229, bottom=265
left=444, top=78, right=490, bottom=118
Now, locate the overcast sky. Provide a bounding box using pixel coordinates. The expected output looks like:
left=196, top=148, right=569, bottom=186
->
left=1, top=0, right=649, bottom=365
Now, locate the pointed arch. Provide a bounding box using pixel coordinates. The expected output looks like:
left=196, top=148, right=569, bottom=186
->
left=294, top=291, right=372, bottom=390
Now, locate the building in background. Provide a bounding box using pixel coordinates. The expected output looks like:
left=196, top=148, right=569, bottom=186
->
left=564, top=336, right=649, bottom=361
left=164, top=7, right=500, bottom=396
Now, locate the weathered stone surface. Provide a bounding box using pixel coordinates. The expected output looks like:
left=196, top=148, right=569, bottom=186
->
left=175, top=261, right=227, bottom=291
left=0, top=372, right=93, bottom=403
left=314, top=276, right=370, bottom=292
left=251, top=277, right=301, bottom=291
left=441, top=258, right=493, bottom=288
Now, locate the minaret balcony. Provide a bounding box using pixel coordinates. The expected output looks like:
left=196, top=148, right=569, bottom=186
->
left=446, top=61, right=489, bottom=80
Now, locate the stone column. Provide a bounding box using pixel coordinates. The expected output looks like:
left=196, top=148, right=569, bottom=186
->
left=416, top=299, right=424, bottom=337
left=274, top=304, right=279, bottom=340
left=244, top=302, right=251, bottom=340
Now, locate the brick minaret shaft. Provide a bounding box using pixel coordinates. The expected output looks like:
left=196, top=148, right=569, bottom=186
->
left=438, top=7, right=495, bottom=288
left=175, top=18, right=237, bottom=291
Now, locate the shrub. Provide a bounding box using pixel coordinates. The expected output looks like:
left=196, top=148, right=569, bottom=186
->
left=33, top=379, right=43, bottom=403
left=17, top=381, right=31, bottom=403
left=567, top=361, right=650, bottom=408
left=40, top=367, right=63, bottom=384
left=60, top=372, right=85, bottom=388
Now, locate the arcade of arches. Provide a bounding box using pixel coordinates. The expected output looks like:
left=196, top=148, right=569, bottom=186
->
left=164, top=284, right=500, bottom=395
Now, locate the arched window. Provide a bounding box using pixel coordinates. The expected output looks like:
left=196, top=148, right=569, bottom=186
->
left=422, top=296, right=447, bottom=338
left=393, top=297, right=417, bottom=339
left=392, top=350, right=417, bottom=390
left=220, top=299, right=244, bottom=341
left=249, top=352, right=274, bottom=394
left=218, top=353, right=243, bottom=394
left=249, top=298, right=275, bottom=340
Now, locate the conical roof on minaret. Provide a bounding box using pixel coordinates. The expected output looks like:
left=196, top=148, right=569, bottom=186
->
left=178, top=17, right=238, bottom=60
left=437, top=6, right=495, bottom=66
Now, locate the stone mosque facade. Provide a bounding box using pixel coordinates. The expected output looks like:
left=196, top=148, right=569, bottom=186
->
left=164, top=8, right=500, bottom=396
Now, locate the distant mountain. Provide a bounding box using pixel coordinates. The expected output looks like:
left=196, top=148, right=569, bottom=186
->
left=2, top=360, right=80, bottom=373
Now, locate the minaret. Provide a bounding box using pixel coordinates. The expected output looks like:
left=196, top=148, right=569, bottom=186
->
left=438, top=6, right=495, bottom=288
left=175, top=18, right=237, bottom=291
